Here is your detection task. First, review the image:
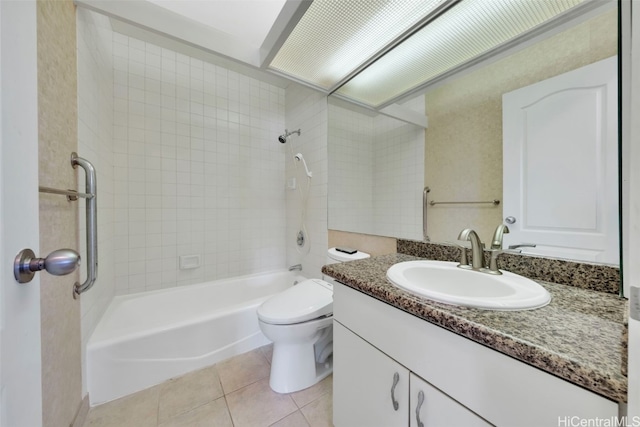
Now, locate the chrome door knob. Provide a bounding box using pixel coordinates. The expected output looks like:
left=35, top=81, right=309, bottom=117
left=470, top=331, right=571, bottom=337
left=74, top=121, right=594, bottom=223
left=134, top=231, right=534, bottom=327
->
left=14, top=248, right=81, bottom=284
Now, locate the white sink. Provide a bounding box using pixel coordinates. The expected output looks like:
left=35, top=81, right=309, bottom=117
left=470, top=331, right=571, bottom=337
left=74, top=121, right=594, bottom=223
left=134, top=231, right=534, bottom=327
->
left=386, top=260, right=551, bottom=310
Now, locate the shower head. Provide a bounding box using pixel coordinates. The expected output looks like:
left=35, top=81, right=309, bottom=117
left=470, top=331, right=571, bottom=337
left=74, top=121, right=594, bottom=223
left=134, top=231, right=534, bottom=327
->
left=294, top=153, right=313, bottom=178
left=278, top=128, right=301, bottom=144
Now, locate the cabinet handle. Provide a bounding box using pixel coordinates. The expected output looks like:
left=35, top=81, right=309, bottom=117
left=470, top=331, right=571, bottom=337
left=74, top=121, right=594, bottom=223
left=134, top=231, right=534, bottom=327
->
left=390, top=372, right=400, bottom=411
left=415, top=390, right=425, bottom=427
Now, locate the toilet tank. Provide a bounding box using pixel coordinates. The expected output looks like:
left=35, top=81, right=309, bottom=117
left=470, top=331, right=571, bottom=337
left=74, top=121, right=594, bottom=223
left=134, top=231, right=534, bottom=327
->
left=323, top=247, right=370, bottom=282
left=326, top=247, right=371, bottom=264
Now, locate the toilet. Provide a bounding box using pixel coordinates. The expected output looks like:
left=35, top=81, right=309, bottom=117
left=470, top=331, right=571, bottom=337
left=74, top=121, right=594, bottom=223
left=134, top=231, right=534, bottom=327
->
left=257, top=247, right=370, bottom=393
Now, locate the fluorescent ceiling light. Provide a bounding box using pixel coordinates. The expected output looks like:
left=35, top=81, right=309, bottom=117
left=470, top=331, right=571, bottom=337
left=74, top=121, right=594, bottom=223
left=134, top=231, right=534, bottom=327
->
left=335, top=0, right=586, bottom=107
left=269, top=0, right=449, bottom=90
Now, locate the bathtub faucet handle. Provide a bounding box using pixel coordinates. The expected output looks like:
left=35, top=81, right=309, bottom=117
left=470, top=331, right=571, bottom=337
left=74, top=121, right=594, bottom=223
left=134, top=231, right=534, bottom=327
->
left=288, top=264, right=302, bottom=272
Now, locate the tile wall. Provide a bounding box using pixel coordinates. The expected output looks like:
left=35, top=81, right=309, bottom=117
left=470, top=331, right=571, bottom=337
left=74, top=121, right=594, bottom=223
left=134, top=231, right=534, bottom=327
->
left=77, top=8, right=115, bottom=394
left=111, top=33, right=287, bottom=294
left=285, top=86, right=329, bottom=278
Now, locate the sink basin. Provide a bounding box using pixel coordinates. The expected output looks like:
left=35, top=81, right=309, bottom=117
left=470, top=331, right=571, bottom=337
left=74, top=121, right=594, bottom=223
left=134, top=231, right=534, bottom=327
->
left=386, top=260, right=551, bottom=310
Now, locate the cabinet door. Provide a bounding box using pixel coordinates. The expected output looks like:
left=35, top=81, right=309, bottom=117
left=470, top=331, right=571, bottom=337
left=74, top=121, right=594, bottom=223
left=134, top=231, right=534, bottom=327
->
left=410, top=373, right=492, bottom=427
left=333, top=321, right=410, bottom=427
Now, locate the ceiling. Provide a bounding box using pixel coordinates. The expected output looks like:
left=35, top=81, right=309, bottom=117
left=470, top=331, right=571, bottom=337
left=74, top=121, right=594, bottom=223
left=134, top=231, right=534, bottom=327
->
left=76, top=0, right=610, bottom=114
left=146, top=0, right=287, bottom=49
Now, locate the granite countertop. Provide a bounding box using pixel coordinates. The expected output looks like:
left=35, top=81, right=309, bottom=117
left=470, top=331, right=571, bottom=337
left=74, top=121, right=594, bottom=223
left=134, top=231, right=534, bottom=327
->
left=322, top=253, right=628, bottom=403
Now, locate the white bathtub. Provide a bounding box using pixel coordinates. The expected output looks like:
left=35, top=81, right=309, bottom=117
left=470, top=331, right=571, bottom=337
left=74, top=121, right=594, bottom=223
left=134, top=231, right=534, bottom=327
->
left=87, top=270, right=301, bottom=405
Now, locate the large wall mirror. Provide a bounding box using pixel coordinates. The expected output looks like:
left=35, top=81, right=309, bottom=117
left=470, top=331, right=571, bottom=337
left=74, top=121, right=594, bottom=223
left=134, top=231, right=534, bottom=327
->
left=328, top=3, right=619, bottom=266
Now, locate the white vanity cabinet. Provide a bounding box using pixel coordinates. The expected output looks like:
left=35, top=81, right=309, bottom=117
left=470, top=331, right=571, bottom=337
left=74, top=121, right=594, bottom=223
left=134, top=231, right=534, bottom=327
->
left=410, top=373, right=491, bottom=427
left=332, top=282, right=619, bottom=427
left=334, top=322, right=409, bottom=426
left=334, top=321, right=490, bottom=427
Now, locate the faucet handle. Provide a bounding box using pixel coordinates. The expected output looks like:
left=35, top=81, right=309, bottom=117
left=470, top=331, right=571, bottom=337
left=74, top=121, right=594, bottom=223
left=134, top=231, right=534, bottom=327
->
left=451, top=242, right=472, bottom=270
left=482, top=249, right=503, bottom=275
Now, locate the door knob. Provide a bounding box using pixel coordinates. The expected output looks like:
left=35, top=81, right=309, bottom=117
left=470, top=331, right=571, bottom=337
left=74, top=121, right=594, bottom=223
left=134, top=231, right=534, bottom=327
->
left=14, top=248, right=81, bottom=284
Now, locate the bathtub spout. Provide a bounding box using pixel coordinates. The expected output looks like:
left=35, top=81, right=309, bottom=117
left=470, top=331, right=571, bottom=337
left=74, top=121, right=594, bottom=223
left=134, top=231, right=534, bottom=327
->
left=288, top=264, right=302, bottom=272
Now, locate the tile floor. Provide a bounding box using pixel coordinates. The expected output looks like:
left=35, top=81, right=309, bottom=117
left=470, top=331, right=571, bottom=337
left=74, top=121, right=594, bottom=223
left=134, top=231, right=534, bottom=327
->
left=83, top=345, right=333, bottom=427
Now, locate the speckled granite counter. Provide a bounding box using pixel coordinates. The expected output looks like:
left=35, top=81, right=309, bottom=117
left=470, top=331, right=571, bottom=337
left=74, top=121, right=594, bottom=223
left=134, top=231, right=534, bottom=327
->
left=322, top=253, right=628, bottom=403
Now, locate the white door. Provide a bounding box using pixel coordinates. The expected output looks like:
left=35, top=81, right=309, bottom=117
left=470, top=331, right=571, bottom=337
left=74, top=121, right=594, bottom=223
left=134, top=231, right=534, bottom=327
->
left=502, top=56, right=618, bottom=264
left=0, top=1, right=43, bottom=426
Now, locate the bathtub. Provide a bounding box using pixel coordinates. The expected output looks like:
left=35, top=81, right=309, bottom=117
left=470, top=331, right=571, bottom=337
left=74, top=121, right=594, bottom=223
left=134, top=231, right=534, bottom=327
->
left=87, top=270, right=302, bottom=405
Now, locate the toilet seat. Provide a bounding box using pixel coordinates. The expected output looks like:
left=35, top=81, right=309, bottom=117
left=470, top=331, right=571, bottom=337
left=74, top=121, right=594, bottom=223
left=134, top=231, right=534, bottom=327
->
left=257, top=279, right=333, bottom=325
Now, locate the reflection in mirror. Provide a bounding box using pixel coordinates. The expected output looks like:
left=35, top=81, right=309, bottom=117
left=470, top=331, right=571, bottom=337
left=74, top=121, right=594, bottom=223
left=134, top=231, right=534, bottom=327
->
left=328, top=97, right=425, bottom=240
left=328, top=3, right=619, bottom=265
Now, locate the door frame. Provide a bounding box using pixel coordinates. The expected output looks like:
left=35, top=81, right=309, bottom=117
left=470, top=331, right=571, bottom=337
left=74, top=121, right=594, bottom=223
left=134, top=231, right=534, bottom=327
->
left=623, top=0, right=640, bottom=419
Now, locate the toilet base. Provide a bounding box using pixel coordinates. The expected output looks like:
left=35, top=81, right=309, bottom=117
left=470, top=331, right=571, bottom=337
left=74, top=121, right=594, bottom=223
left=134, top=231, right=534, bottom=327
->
left=261, top=318, right=334, bottom=394
left=269, top=343, right=333, bottom=393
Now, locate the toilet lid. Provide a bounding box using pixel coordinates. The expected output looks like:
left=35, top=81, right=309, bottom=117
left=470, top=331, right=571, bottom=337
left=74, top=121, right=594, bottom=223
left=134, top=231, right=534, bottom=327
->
left=257, top=279, right=333, bottom=325
left=327, top=247, right=370, bottom=262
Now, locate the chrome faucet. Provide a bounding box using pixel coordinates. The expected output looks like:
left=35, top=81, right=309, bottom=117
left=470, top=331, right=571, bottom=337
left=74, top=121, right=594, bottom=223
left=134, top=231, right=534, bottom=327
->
left=490, top=224, right=509, bottom=250
left=457, top=228, right=485, bottom=270
left=288, top=264, right=302, bottom=272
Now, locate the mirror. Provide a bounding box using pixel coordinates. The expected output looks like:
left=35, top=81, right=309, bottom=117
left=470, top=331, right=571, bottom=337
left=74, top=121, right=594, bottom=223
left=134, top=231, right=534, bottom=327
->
left=328, top=96, right=425, bottom=240
left=328, top=4, right=619, bottom=265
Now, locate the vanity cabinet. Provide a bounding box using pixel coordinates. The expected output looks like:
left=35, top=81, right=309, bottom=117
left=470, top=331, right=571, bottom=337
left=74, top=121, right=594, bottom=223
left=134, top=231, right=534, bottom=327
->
left=334, top=321, right=409, bottom=426
left=334, top=321, right=490, bottom=427
left=332, top=282, right=619, bottom=427
left=409, top=373, right=491, bottom=427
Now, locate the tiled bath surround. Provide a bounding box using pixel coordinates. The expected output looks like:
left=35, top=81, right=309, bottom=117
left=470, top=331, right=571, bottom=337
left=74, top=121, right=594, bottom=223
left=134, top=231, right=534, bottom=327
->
left=111, top=35, right=287, bottom=295
left=77, top=8, right=116, bottom=395
left=285, top=85, right=329, bottom=278
left=76, top=8, right=296, bottom=395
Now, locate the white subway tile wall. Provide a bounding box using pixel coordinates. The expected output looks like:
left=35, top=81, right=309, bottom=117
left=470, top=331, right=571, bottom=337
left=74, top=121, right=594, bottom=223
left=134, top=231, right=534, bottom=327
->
left=285, top=86, right=329, bottom=278
left=77, top=8, right=115, bottom=395
left=112, top=35, right=287, bottom=295
left=328, top=98, right=425, bottom=240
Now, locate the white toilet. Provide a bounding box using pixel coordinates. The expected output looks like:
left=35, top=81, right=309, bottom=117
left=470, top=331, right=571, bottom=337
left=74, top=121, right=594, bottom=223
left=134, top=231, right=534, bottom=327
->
left=257, top=247, right=370, bottom=393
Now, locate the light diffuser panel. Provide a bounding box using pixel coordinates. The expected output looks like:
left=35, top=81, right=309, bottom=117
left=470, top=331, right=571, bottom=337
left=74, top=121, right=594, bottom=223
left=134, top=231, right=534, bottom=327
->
left=269, top=0, right=448, bottom=90
left=336, top=0, right=585, bottom=107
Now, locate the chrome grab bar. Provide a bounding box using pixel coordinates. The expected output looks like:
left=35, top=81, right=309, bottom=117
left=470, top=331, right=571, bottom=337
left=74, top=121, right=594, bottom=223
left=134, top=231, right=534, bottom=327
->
left=71, top=152, right=98, bottom=298
left=429, top=199, right=500, bottom=206
left=423, top=187, right=430, bottom=241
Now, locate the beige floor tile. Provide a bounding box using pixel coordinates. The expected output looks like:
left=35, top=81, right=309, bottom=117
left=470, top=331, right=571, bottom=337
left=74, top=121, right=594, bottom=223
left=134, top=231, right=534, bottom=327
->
left=158, top=365, right=224, bottom=424
left=84, top=385, right=161, bottom=427
left=158, top=397, right=233, bottom=427
left=300, top=393, right=333, bottom=427
left=259, top=343, right=273, bottom=364
left=226, top=378, right=298, bottom=427
left=290, top=375, right=332, bottom=408
left=269, top=410, right=310, bottom=427
left=217, top=348, right=271, bottom=394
